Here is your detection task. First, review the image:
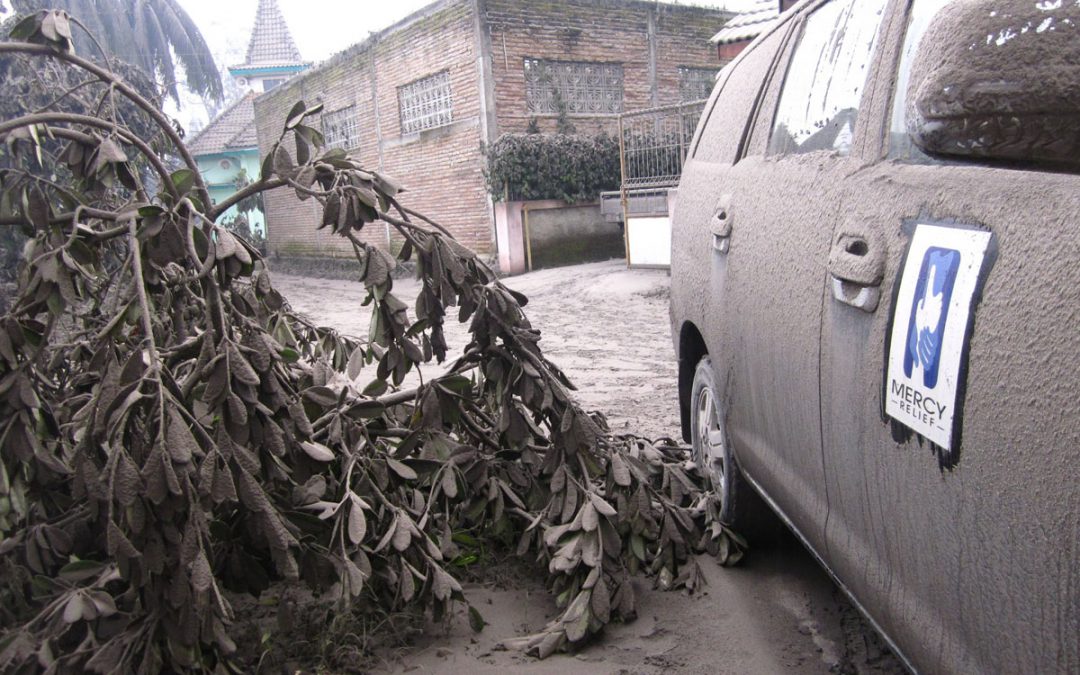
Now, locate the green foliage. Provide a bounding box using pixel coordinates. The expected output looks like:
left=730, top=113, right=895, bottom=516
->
left=231, top=168, right=263, bottom=217
left=484, top=132, right=620, bottom=203
left=0, top=21, right=744, bottom=674
left=221, top=169, right=267, bottom=254
left=552, top=90, right=576, bottom=136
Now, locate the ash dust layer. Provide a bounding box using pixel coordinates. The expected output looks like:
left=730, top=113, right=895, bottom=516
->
left=274, top=259, right=903, bottom=675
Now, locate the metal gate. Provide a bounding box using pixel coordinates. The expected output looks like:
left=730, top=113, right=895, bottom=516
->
left=618, top=100, right=705, bottom=191
left=612, top=100, right=706, bottom=267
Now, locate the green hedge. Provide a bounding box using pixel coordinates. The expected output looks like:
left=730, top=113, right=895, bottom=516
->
left=484, top=132, right=620, bottom=203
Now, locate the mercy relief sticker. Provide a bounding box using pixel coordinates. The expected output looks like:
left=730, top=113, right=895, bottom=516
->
left=885, top=223, right=993, bottom=452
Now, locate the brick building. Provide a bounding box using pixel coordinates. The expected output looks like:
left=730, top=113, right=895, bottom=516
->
left=252, top=0, right=729, bottom=262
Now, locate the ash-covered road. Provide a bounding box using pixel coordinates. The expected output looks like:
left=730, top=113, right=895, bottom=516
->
left=274, top=259, right=904, bottom=675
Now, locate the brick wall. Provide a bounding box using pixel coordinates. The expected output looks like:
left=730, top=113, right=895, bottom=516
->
left=483, top=0, right=724, bottom=136
left=653, top=5, right=729, bottom=105
left=254, top=55, right=380, bottom=258
left=253, top=0, right=727, bottom=260
left=254, top=0, right=492, bottom=258
left=375, top=1, right=492, bottom=255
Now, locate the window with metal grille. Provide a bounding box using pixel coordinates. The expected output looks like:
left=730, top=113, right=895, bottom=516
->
left=322, top=105, right=359, bottom=151
left=398, top=71, right=453, bottom=135
left=678, top=67, right=718, bottom=102
left=524, top=59, right=624, bottom=115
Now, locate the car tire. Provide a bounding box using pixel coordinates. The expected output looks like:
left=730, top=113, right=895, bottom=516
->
left=690, top=356, right=776, bottom=540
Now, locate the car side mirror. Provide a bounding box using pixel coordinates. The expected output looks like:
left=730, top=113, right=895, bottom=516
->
left=907, top=0, right=1080, bottom=169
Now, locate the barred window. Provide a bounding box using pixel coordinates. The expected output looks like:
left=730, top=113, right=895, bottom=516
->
left=524, top=59, right=624, bottom=115
left=398, top=71, right=453, bottom=135
left=322, top=105, right=359, bottom=151
left=678, top=67, right=718, bottom=102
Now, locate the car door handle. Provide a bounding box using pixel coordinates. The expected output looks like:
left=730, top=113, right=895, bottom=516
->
left=828, top=233, right=884, bottom=312
left=710, top=195, right=733, bottom=254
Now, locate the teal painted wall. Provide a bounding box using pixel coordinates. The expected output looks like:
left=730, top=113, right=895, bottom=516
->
left=195, top=150, right=265, bottom=234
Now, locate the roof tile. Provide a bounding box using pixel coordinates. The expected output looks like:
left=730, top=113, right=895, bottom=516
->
left=187, top=92, right=258, bottom=156
left=710, top=0, right=779, bottom=45
left=235, top=0, right=305, bottom=69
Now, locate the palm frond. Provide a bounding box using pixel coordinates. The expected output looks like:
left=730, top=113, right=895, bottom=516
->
left=157, top=0, right=222, bottom=102
left=136, top=0, right=179, bottom=103
left=9, top=0, right=223, bottom=103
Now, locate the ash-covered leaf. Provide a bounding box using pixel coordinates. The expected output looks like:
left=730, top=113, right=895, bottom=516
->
left=273, top=145, right=295, bottom=177
left=165, top=407, right=198, bottom=465
left=387, top=457, right=417, bottom=481
left=58, top=560, right=105, bottom=583
left=347, top=503, right=367, bottom=545
left=62, top=594, right=87, bottom=624
left=610, top=452, right=632, bottom=487
left=191, top=550, right=213, bottom=593
left=300, top=441, right=334, bottom=462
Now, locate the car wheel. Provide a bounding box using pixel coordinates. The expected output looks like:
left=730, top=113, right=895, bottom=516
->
left=690, top=356, right=774, bottom=538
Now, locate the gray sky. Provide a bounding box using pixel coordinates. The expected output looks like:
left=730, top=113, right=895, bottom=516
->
left=177, top=0, right=435, bottom=65
left=0, top=0, right=765, bottom=131
left=177, top=0, right=763, bottom=64
left=0, top=0, right=766, bottom=66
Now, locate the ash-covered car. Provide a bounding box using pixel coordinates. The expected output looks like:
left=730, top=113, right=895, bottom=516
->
left=670, top=0, right=1079, bottom=673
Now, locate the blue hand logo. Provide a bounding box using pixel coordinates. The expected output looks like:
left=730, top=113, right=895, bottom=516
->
left=904, top=247, right=961, bottom=389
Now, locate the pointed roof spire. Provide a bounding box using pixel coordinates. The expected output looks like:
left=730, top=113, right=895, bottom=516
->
left=232, top=0, right=307, bottom=71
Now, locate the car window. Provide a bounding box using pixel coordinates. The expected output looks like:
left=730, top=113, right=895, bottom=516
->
left=888, top=0, right=953, bottom=163
left=693, top=27, right=790, bottom=165
left=768, top=0, right=889, bottom=157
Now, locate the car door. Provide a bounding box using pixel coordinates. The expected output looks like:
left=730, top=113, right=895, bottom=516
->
left=674, top=20, right=828, bottom=544
left=674, top=0, right=888, bottom=552
left=817, top=1, right=1080, bottom=672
